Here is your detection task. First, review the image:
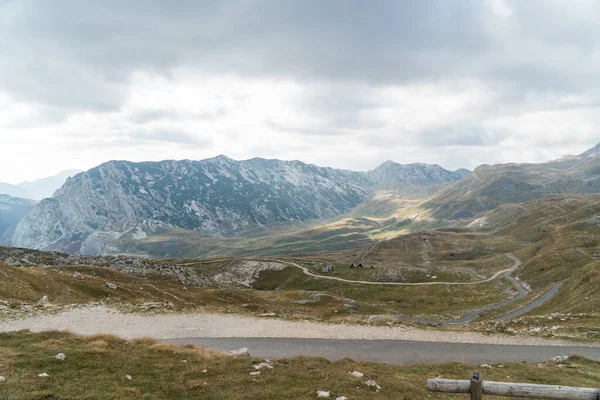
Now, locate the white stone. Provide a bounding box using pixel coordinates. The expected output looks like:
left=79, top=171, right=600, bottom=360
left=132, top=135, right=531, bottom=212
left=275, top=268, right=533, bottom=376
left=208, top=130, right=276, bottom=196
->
left=38, top=373, right=49, bottom=378
left=227, top=347, right=249, bottom=356
left=39, top=296, right=49, bottom=305
left=480, top=364, right=493, bottom=369
left=55, top=353, right=66, bottom=361
left=0, top=376, right=5, bottom=383
left=253, top=362, right=273, bottom=370
left=72, top=272, right=81, bottom=279
left=364, top=380, right=381, bottom=390
left=349, top=371, right=364, bottom=378
left=553, top=355, right=569, bottom=362
left=317, top=391, right=331, bottom=398
left=105, top=282, right=117, bottom=290
left=126, top=375, right=133, bottom=381
left=249, top=371, right=260, bottom=376
left=336, top=397, right=348, bottom=400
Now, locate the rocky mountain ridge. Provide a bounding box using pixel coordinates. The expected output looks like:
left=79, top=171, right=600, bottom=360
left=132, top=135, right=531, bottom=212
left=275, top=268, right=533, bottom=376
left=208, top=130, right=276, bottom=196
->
left=11, top=157, right=464, bottom=254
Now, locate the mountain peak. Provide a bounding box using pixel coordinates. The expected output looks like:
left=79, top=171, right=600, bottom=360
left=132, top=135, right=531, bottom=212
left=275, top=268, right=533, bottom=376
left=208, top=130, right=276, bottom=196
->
left=580, top=143, right=600, bottom=158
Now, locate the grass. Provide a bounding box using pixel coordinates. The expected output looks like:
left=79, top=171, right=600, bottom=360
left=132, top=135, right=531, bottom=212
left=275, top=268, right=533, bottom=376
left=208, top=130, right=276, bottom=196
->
left=1, top=331, right=600, bottom=399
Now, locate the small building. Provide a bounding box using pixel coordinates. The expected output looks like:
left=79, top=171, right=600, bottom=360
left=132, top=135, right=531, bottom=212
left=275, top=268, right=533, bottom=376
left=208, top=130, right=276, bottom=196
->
left=322, top=264, right=333, bottom=273
left=350, top=263, right=355, bottom=268
left=371, top=265, right=375, bottom=269
left=357, top=263, right=364, bottom=269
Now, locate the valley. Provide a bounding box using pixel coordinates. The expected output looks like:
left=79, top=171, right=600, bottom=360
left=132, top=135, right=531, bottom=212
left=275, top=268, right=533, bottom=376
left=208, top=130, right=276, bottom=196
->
left=2, top=148, right=600, bottom=361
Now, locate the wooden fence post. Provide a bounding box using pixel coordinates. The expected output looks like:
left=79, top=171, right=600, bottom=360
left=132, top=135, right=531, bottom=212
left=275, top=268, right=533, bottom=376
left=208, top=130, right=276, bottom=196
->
left=471, top=371, right=483, bottom=400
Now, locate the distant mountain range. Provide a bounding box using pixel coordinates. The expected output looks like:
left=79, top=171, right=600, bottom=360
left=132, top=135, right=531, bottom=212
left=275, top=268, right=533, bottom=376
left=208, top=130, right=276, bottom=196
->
left=0, top=170, right=81, bottom=200
left=7, top=142, right=600, bottom=256
left=10, top=157, right=465, bottom=254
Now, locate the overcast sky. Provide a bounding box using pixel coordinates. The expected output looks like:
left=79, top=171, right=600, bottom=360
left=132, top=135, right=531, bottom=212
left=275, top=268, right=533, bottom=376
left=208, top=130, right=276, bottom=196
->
left=1, top=0, right=599, bottom=183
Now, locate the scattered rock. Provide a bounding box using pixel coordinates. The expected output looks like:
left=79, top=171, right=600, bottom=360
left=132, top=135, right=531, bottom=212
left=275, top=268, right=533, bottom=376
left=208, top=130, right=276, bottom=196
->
left=336, top=397, right=348, bottom=400
left=55, top=353, right=66, bottom=361
left=105, top=282, right=118, bottom=290
left=72, top=272, right=81, bottom=279
left=38, top=296, right=49, bottom=306
left=126, top=375, right=133, bottom=381
left=364, top=380, right=382, bottom=390
left=317, top=391, right=331, bottom=398
left=181, top=360, right=187, bottom=363
left=480, top=364, right=493, bottom=369
left=553, top=355, right=569, bottom=363
left=38, top=373, right=49, bottom=378
left=259, top=313, right=276, bottom=317
left=349, top=371, right=364, bottom=378
left=253, top=362, right=274, bottom=370
left=227, top=348, right=249, bottom=356
left=497, top=365, right=504, bottom=368
left=202, top=370, right=208, bottom=373
left=0, top=376, right=5, bottom=383
left=249, top=371, right=260, bottom=376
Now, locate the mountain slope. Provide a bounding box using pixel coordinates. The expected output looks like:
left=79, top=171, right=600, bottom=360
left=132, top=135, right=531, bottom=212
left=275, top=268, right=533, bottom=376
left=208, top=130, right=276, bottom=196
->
left=424, top=143, right=600, bottom=219
left=0, top=194, right=36, bottom=244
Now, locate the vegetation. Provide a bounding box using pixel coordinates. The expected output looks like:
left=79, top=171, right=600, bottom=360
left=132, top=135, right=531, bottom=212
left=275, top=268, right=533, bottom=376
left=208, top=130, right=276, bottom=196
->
left=1, top=331, right=600, bottom=399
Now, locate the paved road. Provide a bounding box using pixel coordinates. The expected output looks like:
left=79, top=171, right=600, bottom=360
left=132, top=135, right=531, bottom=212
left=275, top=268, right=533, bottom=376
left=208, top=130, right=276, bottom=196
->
left=164, top=337, right=600, bottom=365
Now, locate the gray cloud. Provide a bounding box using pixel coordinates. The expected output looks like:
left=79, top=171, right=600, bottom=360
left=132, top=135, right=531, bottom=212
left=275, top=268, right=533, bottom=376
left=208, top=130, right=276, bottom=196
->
left=3, top=0, right=599, bottom=111
left=1, top=0, right=600, bottom=182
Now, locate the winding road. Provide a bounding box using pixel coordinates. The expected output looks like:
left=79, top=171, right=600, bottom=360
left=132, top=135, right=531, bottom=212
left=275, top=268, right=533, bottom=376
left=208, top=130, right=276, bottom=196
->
left=283, top=253, right=563, bottom=325
left=282, top=253, right=522, bottom=286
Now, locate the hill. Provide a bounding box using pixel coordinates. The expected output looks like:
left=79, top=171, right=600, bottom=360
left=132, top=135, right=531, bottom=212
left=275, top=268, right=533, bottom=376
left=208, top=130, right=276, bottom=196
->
left=424, top=143, right=600, bottom=220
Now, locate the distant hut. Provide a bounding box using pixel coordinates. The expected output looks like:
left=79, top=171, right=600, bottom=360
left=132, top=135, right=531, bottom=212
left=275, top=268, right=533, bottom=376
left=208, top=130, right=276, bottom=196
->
left=357, top=263, right=364, bottom=269
left=322, top=264, right=333, bottom=273
left=350, top=263, right=355, bottom=268
left=371, top=265, right=375, bottom=269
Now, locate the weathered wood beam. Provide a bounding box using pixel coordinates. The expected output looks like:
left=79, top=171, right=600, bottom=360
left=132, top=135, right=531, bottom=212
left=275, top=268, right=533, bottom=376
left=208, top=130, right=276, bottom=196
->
left=427, top=378, right=600, bottom=400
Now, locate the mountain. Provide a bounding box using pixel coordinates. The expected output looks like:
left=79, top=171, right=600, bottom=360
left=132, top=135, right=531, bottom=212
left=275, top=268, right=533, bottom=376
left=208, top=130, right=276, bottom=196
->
left=365, top=161, right=464, bottom=185
left=17, top=169, right=82, bottom=200
left=580, top=143, right=600, bottom=158
left=0, top=182, right=27, bottom=198
left=12, top=157, right=462, bottom=254
left=0, top=170, right=81, bottom=200
left=424, top=142, right=600, bottom=219
left=0, top=194, right=36, bottom=244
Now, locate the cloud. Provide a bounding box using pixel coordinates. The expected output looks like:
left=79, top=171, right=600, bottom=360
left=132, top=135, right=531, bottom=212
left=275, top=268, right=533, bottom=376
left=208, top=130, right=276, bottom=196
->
left=1, top=0, right=600, bottom=183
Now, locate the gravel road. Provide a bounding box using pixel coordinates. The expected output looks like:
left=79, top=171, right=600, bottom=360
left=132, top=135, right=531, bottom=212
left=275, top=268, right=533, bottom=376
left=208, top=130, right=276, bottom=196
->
left=0, top=306, right=591, bottom=347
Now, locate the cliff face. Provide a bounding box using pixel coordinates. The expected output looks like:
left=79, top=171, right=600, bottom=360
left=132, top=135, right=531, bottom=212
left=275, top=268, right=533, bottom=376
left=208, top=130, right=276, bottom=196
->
left=12, top=157, right=370, bottom=252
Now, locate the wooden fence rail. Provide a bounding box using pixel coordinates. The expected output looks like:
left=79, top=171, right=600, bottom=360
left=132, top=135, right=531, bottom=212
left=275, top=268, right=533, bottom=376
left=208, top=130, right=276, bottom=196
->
left=427, top=371, right=600, bottom=400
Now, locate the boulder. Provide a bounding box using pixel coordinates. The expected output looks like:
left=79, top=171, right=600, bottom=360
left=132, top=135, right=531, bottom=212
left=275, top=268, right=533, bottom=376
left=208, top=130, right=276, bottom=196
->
left=55, top=353, right=66, bottom=361
left=105, top=282, right=118, bottom=290
left=317, top=391, right=331, bottom=398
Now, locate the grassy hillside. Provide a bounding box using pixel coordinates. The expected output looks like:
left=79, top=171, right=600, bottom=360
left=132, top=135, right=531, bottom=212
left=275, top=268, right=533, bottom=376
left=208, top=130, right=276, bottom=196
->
left=1, top=331, right=600, bottom=400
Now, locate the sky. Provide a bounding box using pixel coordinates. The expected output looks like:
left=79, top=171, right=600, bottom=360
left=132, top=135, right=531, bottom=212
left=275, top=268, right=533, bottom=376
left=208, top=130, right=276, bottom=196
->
left=1, top=0, right=600, bottom=183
